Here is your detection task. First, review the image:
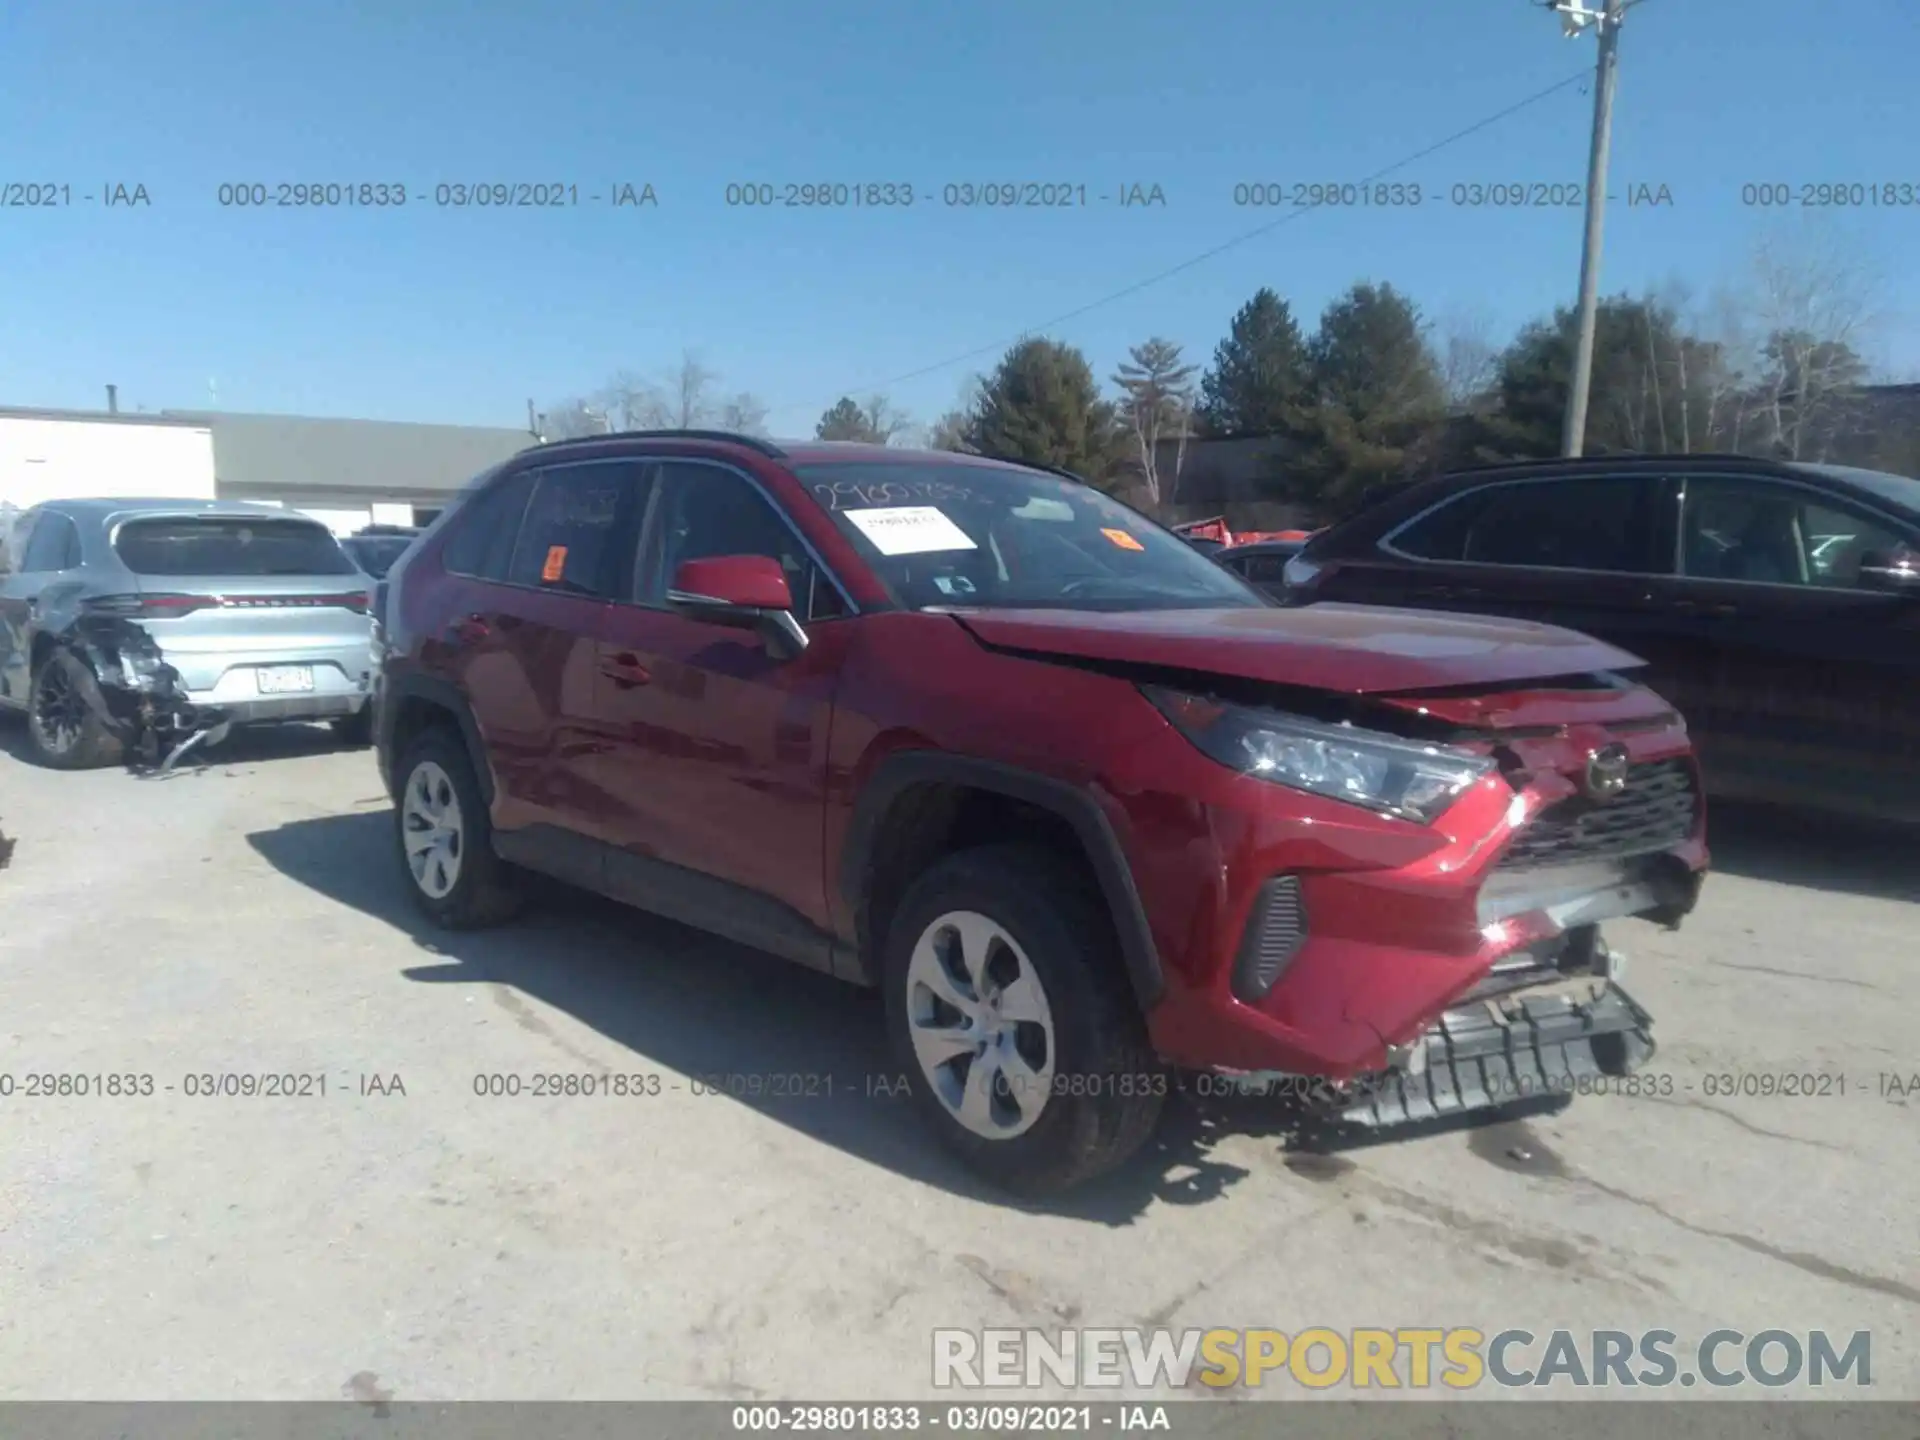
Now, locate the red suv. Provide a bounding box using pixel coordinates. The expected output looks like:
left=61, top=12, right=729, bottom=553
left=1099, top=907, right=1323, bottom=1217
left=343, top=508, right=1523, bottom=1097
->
left=374, top=432, right=1709, bottom=1195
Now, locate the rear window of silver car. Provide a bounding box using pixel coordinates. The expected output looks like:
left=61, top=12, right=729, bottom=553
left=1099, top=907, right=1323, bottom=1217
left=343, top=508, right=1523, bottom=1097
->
left=114, top=517, right=359, bottom=577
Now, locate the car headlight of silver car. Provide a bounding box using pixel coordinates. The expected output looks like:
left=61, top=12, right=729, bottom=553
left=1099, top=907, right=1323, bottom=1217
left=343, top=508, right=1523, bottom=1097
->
left=1143, top=686, right=1497, bottom=824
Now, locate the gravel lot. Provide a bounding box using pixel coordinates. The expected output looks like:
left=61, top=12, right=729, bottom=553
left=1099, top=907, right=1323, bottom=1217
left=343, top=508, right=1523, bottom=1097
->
left=1, top=722, right=1915, bottom=1403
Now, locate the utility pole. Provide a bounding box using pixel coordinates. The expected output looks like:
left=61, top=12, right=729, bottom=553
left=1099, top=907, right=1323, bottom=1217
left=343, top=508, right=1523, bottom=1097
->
left=1554, top=0, right=1627, bottom=457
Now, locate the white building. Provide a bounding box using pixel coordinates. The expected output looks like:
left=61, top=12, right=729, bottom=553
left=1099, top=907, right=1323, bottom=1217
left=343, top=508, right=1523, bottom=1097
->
left=0, top=404, right=536, bottom=536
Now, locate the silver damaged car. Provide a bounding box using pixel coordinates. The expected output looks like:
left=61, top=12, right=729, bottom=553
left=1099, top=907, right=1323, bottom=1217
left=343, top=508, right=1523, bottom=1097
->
left=0, top=498, right=376, bottom=768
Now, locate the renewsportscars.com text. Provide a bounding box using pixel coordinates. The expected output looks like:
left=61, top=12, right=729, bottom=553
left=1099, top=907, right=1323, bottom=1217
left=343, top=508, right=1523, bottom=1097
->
left=932, top=1327, right=1873, bottom=1391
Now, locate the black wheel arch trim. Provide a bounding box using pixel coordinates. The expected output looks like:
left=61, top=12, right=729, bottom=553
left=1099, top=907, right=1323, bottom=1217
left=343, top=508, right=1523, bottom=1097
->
left=378, top=670, right=497, bottom=807
left=841, top=751, right=1167, bottom=1011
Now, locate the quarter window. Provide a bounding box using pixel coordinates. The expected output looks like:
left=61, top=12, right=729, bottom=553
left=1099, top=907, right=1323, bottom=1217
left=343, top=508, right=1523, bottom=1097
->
left=442, top=470, right=537, bottom=582
left=21, top=512, right=80, bottom=571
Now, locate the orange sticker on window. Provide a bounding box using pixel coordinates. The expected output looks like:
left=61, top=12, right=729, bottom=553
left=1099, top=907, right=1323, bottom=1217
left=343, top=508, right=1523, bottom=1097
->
left=1101, top=527, right=1145, bottom=552
left=541, top=545, right=568, bottom=582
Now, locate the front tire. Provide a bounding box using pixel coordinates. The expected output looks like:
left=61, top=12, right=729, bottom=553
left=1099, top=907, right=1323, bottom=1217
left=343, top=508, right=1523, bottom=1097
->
left=882, top=843, right=1166, bottom=1197
left=394, top=728, right=522, bottom=928
left=26, top=649, right=124, bottom=770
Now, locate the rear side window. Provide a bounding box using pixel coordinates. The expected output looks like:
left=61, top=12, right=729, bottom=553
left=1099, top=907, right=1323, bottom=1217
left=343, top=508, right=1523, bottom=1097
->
left=506, top=463, right=637, bottom=597
left=442, top=470, right=536, bottom=581
left=115, top=516, right=357, bottom=577
left=22, top=512, right=81, bottom=570
left=1395, top=477, right=1664, bottom=574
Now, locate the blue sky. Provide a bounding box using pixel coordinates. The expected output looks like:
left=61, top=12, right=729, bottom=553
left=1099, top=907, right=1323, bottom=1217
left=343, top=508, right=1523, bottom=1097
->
left=3, top=0, right=1916, bottom=436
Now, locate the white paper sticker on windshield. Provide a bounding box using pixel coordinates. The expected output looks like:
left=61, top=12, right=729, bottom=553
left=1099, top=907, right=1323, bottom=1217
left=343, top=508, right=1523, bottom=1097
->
left=845, top=506, right=978, bottom=556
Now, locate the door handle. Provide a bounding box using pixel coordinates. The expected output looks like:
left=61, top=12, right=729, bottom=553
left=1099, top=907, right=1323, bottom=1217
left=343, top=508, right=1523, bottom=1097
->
left=599, top=652, right=651, bottom=687
left=449, top=613, right=490, bottom=642
left=1672, top=599, right=1737, bottom=618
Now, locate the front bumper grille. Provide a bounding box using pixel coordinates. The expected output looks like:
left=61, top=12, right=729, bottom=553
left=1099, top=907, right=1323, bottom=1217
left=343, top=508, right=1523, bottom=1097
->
left=1231, top=876, right=1307, bottom=1002
left=1498, top=758, right=1698, bottom=872
left=1328, top=983, right=1655, bottom=1129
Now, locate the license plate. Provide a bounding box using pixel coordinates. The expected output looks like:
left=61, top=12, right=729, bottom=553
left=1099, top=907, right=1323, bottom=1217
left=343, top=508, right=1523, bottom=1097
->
left=255, top=665, right=315, bottom=695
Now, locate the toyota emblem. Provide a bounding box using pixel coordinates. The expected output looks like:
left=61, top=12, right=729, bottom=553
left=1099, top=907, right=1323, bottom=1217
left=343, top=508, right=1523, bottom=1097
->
left=1582, top=744, right=1630, bottom=802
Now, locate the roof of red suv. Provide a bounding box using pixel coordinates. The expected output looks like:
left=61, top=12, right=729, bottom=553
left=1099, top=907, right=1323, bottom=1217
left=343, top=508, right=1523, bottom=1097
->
left=524, top=430, right=1052, bottom=475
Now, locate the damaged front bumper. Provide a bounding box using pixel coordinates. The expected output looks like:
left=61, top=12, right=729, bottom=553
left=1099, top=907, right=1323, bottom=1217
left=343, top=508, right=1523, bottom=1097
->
left=1332, top=978, right=1655, bottom=1129
left=1208, top=934, right=1657, bottom=1131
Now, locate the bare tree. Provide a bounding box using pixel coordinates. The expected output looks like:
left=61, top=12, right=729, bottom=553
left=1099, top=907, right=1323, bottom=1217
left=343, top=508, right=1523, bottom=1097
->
left=1111, top=338, right=1198, bottom=511
left=718, top=392, right=771, bottom=436
left=860, top=395, right=912, bottom=444
left=541, top=397, right=609, bottom=440
left=564, top=352, right=770, bottom=435
left=599, top=369, right=668, bottom=429
left=926, top=375, right=988, bottom=453
left=1435, top=310, right=1501, bottom=416
left=1741, top=226, right=1883, bottom=459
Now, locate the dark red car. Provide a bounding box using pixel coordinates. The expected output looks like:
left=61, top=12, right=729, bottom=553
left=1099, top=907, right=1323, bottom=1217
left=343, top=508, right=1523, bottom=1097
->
left=374, top=432, right=1709, bottom=1195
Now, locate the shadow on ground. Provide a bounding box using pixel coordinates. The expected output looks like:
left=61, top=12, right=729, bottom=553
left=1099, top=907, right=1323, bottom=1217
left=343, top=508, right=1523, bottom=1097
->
left=246, top=808, right=1535, bottom=1223
left=0, top=712, right=352, bottom=773
left=1705, top=800, right=1920, bottom=904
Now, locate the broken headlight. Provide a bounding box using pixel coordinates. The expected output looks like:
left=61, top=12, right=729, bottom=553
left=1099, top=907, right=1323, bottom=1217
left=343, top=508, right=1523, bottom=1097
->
left=1143, top=686, right=1497, bottom=824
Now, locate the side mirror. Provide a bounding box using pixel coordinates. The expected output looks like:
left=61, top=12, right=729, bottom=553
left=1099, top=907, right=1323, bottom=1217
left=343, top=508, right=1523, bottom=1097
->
left=1856, top=546, right=1920, bottom=597
left=667, top=554, right=809, bottom=659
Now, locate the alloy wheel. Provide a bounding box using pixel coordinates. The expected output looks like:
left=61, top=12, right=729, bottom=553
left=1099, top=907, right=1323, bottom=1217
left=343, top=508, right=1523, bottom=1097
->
left=30, top=662, right=86, bottom=756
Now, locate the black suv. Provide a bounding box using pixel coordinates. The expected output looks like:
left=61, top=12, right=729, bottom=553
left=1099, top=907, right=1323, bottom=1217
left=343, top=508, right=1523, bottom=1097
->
left=1283, top=455, right=1920, bottom=823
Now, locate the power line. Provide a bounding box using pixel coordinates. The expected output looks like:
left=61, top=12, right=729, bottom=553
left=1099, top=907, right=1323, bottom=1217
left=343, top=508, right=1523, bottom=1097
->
left=788, top=65, right=1598, bottom=420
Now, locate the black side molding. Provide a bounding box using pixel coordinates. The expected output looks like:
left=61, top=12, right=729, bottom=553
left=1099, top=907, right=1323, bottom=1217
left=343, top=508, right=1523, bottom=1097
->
left=494, top=825, right=852, bottom=980
left=378, top=669, right=497, bottom=807
left=840, top=751, right=1167, bottom=1010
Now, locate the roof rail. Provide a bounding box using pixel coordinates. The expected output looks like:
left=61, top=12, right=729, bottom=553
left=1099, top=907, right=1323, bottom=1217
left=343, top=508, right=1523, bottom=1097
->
left=974, top=454, right=1098, bottom=486
left=532, top=428, right=788, bottom=459
left=1446, top=450, right=1789, bottom=476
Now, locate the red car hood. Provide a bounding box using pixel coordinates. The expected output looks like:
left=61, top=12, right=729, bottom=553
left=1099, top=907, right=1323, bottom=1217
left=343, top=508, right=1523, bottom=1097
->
left=949, top=603, right=1645, bottom=695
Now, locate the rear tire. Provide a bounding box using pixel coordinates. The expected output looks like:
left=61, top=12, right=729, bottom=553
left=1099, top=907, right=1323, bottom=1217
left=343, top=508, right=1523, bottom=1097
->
left=393, top=727, right=522, bottom=928
left=882, top=843, right=1166, bottom=1197
left=25, top=649, right=124, bottom=770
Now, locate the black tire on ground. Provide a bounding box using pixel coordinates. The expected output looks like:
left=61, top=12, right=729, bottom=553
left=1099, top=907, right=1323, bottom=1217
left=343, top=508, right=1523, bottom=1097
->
left=331, top=707, right=374, bottom=748
left=881, top=842, right=1167, bottom=1197
left=25, top=648, right=125, bottom=770
left=392, top=726, right=523, bottom=929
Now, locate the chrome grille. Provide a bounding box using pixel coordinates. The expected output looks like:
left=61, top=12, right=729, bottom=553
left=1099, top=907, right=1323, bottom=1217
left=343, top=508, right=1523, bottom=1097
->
left=1498, top=758, right=1698, bottom=872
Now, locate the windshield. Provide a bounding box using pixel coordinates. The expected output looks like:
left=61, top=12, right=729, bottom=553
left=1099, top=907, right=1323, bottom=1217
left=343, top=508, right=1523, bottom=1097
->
left=343, top=536, right=414, bottom=577
left=1800, top=464, right=1920, bottom=516
left=115, top=516, right=359, bottom=577
left=795, top=462, right=1266, bottom=612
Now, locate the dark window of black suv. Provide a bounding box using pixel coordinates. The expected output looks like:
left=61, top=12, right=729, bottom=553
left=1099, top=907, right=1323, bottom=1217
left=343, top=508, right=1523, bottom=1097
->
left=442, top=469, right=537, bottom=582
left=1679, top=475, right=1909, bottom=588
left=1392, top=475, right=1664, bottom=574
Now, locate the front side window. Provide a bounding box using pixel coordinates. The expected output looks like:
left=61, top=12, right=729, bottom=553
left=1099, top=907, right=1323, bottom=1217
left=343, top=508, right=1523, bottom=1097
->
left=114, top=516, right=356, bottom=576
left=1395, top=476, right=1663, bottom=574
left=649, top=463, right=847, bottom=622
left=794, top=461, right=1264, bottom=612
left=1680, top=476, right=1909, bottom=589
